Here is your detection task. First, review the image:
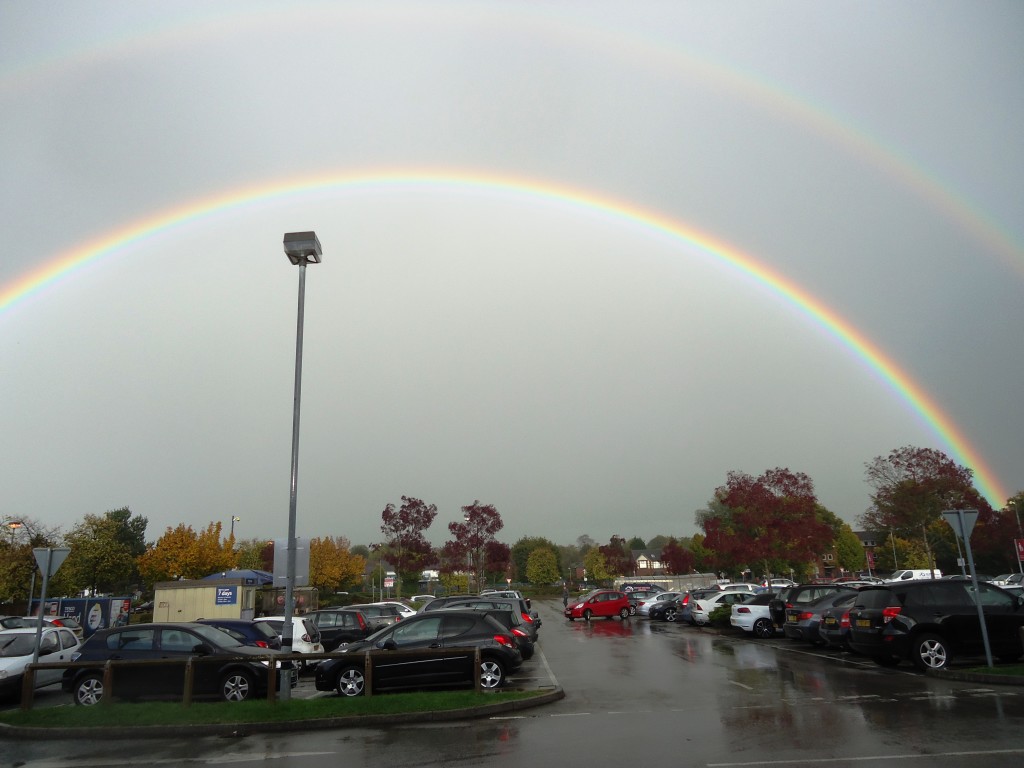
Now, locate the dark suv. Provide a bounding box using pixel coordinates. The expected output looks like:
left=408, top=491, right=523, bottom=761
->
left=62, top=622, right=293, bottom=705
left=769, top=584, right=850, bottom=629
left=847, top=579, right=1024, bottom=671
left=307, top=608, right=372, bottom=651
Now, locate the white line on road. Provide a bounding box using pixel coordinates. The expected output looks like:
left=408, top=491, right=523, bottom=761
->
left=707, top=747, right=1024, bottom=766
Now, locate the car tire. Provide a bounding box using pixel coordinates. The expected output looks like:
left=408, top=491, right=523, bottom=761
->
left=583, top=609, right=592, bottom=621
left=912, top=632, right=951, bottom=671
left=73, top=673, right=104, bottom=706
left=629, top=605, right=636, bottom=616
left=221, top=669, right=255, bottom=702
left=619, top=607, right=629, bottom=620
left=665, top=608, right=677, bottom=622
left=480, top=658, right=505, bottom=689
left=335, top=665, right=366, bottom=697
left=752, top=618, right=774, bottom=639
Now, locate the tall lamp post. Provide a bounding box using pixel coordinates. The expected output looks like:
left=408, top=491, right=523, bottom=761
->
left=229, top=516, right=240, bottom=539
left=280, top=231, right=322, bottom=701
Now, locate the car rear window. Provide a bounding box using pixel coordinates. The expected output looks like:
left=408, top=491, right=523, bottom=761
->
left=853, top=588, right=898, bottom=609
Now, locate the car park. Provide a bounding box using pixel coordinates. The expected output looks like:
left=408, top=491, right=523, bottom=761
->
left=565, top=589, right=631, bottom=621
left=847, top=579, right=1024, bottom=670
left=195, top=618, right=282, bottom=649
left=62, top=622, right=293, bottom=705
left=314, top=609, right=521, bottom=696
left=729, top=592, right=780, bottom=638
left=0, top=626, right=81, bottom=701
left=305, top=609, right=373, bottom=651
left=783, top=590, right=858, bottom=644
left=690, top=590, right=756, bottom=626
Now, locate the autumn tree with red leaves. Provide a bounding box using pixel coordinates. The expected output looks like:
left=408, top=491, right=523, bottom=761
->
left=446, top=501, right=504, bottom=592
left=660, top=537, right=695, bottom=575
left=381, top=496, right=438, bottom=597
left=699, top=468, right=832, bottom=579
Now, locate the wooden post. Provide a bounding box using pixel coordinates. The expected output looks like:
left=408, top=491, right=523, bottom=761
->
left=474, top=649, right=482, bottom=692
left=266, top=655, right=277, bottom=704
left=182, top=657, right=194, bottom=707
left=101, top=661, right=114, bottom=706
left=364, top=650, right=373, bottom=697
left=19, top=665, right=35, bottom=711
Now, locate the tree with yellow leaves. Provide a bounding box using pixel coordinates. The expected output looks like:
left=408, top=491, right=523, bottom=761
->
left=138, top=522, right=237, bottom=585
left=309, top=536, right=366, bottom=593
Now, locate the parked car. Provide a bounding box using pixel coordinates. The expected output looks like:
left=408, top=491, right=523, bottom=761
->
left=847, top=579, right=1024, bottom=671
left=716, top=583, right=758, bottom=594
left=252, top=616, right=324, bottom=667
left=306, top=609, right=373, bottom=651
left=5, top=615, right=84, bottom=640
left=434, top=597, right=539, bottom=641
left=0, top=626, right=81, bottom=701
left=313, top=609, right=521, bottom=696
left=62, top=622, right=293, bottom=705
left=886, top=569, right=942, bottom=582
left=648, top=595, right=685, bottom=622
left=783, top=590, right=857, bottom=644
left=625, top=589, right=663, bottom=615
left=730, top=592, right=780, bottom=638
left=818, top=597, right=858, bottom=651
left=345, top=603, right=404, bottom=631
left=195, top=618, right=282, bottom=649
left=636, top=592, right=682, bottom=617
left=564, top=590, right=631, bottom=621
left=480, top=589, right=532, bottom=610
left=691, top=591, right=756, bottom=626
left=437, top=605, right=534, bottom=660
left=369, top=601, right=417, bottom=620
left=769, top=584, right=852, bottom=629
left=421, top=595, right=480, bottom=612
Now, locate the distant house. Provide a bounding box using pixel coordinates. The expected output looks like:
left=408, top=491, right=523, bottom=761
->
left=631, top=550, right=665, bottom=577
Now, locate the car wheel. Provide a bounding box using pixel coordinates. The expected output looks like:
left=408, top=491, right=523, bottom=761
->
left=221, top=669, right=255, bottom=702
left=480, top=658, right=505, bottom=689
left=912, top=633, right=951, bottom=671
left=752, top=618, right=774, bottom=639
left=335, top=665, right=366, bottom=697
left=665, top=608, right=677, bottom=622
left=583, top=609, right=592, bottom=621
left=74, top=673, right=104, bottom=706
left=619, top=607, right=629, bottom=620
left=629, top=605, right=636, bottom=615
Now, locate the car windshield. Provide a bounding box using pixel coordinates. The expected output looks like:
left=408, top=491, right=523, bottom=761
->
left=191, top=624, right=244, bottom=648
left=0, top=634, right=37, bottom=656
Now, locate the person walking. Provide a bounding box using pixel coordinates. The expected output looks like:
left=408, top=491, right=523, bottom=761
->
left=562, top=584, right=569, bottom=607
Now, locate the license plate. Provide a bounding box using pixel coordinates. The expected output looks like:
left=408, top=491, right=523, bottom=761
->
left=787, top=615, right=798, bottom=623
left=823, top=618, right=836, bottom=626
left=856, top=619, right=871, bottom=628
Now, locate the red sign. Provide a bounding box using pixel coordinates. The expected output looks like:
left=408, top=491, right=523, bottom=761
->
left=1016, top=539, right=1024, bottom=560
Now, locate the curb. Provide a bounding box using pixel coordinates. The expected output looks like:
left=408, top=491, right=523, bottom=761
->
left=0, top=686, right=565, bottom=740
left=925, top=669, right=1024, bottom=686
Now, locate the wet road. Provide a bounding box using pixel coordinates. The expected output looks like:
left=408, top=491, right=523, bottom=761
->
left=5, top=599, right=1024, bottom=767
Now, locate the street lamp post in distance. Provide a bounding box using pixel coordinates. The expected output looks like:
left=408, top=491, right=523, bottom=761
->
left=280, top=230, right=322, bottom=701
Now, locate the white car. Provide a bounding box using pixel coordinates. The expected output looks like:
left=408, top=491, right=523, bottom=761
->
left=717, top=583, right=758, bottom=594
left=253, top=616, right=324, bottom=667
left=691, top=591, right=755, bottom=626
left=369, top=601, right=417, bottom=620
left=729, top=593, right=779, bottom=638
left=0, top=626, right=81, bottom=698
left=636, top=592, right=681, bottom=617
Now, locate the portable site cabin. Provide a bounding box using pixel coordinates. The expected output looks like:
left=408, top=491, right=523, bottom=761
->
left=153, top=577, right=263, bottom=622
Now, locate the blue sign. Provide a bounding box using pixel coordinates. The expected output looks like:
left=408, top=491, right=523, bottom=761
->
left=215, top=586, right=238, bottom=605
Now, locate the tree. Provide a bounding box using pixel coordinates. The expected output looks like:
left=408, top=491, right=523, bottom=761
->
left=59, top=508, right=148, bottom=597
left=309, top=536, right=366, bottom=593
left=626, top=536, right=646, bottom=551
left=510, top=536, right=561, bottom=585
left=446, top=501, right=503, bottom=592
left=647, top=534, right=670, bottom=552
left=576, top=534, right=596, bottom=556
left=137, top=522, right=236, bottom=585
left=816, top=506, right=867, bottom=574
left=381, top=496, right=437, bottom=597
left=0, top=516, right=56, bottom=607
left=700, top=468, right=833, bottom=578
left=598, top=536, right=632, bottom=578
left=484, top=540, right=512, bottom=585
left=526, top=547, right=560, bottom=585
left=860, top=446, right=991, bottom=574
left=234, top=538, right=271, bottom=571
left=583, top=547, right=609, bottom=584
left=660, top=537, right=694, bottom=575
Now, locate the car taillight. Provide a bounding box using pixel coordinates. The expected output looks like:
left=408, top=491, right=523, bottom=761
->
left=521, top=612, right=534, bottom=623
left=682, top=595, right=690, bottom=605
left=494, top=634, right=515, bottom=648
left=840, top=612, right=851, bottom=629
left=255, top=640, right=269, bottom=648
left=511, top=628, right=528, bottom=638
left=799, top=611, right=814, bottom=621
left=881, top=606, right=902, bottom=623
left=53, top=619, right=65, bottom=627
left=736, top=607, right=751, bottom=614
left=357, top=614, right=366, bottom=630
left=302, top=633, right=312, bottom=643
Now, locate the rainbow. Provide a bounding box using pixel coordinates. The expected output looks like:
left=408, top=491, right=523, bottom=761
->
left=0, top=169, right=1008, bottom=506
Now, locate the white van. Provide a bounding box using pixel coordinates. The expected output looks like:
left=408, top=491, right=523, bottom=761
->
left=886, top=569, right=942, bottom=582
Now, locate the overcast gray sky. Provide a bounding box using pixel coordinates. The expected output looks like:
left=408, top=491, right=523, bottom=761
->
left=2, top=1, right=1021, bottom=551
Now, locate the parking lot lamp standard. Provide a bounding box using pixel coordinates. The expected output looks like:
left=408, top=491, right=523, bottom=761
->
left=280, top=231, right=322, bottom=701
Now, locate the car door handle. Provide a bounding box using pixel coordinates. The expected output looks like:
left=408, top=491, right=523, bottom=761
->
left=429, top=643, right=442, bottom=648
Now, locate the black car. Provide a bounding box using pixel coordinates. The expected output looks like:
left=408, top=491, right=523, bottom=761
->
left=432, top=601, right=536, bottom=657
left=782, top=590, right=857, bottom=644
left=307, top=608, right=373, bottom=651
left=314, top=609, right=522, bottom=696
left=848, top=579, right=1024, bottom=671
left=62, top=622, right=293, bottom=705
left=769, top=584, right=851, bottom=629
left=648, top=596, right=684, bottom=622
left=437, top=597, right=540, bottom=641
left=195, top=618, right=282, bottom=650
left=346, top=603, right=403, bottom=631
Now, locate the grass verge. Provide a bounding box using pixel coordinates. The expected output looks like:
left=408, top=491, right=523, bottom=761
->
left=0, top=689, right=544, bottom=729
left=960, top=664, right=1024, bottom=677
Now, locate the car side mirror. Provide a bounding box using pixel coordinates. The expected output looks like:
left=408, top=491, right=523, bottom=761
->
left=40, top=645, right=55, bottom=656
left=193, top=643, right=213, bottom=655
left=380, top=638, right=398, bottom=651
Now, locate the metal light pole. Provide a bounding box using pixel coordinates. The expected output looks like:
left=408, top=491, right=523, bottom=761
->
left=230, top=516, right=240, bottom=539
left=280, top=231, right=322, bottom=701
left=1010, top=500, right=1023, bottom=574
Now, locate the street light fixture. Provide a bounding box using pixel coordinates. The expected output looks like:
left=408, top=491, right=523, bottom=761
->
left=230, top=516, right=240, bottom=539
left=279, top=231, right=321, bottom=701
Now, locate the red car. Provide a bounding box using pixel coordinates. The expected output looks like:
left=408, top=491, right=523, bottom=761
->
left=564, top=590, right=631, bottom=621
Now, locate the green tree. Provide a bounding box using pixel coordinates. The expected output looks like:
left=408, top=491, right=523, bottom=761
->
left=58, top=508, right=148, bottom=596
left=626, top=536, right=646, bottom=551
left=526, top=547, right=560, bottom=585
left=235, top=538, right=271, bottom=570
left=510, top=536, right=561, bottom=584
left=583, top=547, right=609, bottom=585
